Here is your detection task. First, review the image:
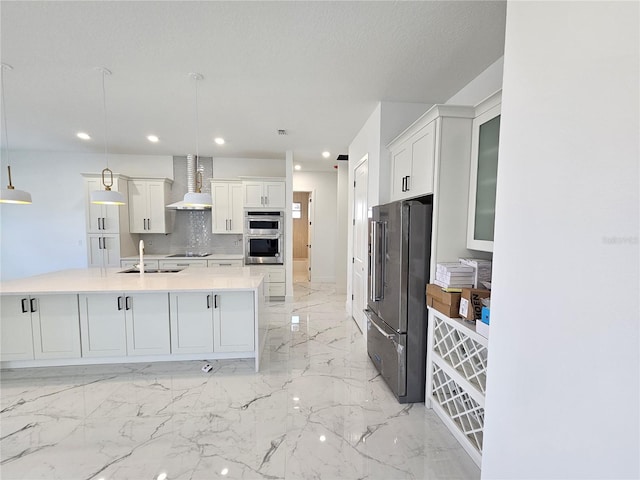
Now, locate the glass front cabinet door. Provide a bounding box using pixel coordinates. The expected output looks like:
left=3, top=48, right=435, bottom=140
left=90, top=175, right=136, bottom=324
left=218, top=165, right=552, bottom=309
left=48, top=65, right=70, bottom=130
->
left=467, top=91, right=501, bottom=252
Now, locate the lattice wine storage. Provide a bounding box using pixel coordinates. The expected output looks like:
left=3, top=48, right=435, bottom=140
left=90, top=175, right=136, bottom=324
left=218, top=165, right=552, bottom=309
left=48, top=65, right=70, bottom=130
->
left=431, top=363, right=484, bottom=452
left=427, top=310, right=489, bottom=466
left=432, top=315, right=488, bottom=393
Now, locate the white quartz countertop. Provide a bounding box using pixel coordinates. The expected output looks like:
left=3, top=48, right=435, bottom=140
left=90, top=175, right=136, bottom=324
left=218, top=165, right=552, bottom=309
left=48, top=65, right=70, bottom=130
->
left=121, top=253, right=244, bottom=261
left=0, top=267, right=263, bottom=295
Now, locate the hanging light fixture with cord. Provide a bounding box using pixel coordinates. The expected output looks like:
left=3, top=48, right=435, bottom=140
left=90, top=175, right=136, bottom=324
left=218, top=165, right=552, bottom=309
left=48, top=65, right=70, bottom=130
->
left=0, top=63, right=32, bottom=205
left=90, top=67, right=126, bottom=206
left=182, top=72, right=212, bottom=208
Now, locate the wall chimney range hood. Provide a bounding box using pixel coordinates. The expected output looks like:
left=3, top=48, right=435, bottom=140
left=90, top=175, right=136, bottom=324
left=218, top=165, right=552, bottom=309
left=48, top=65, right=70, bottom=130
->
left=166, top=154, right=212, bottom=210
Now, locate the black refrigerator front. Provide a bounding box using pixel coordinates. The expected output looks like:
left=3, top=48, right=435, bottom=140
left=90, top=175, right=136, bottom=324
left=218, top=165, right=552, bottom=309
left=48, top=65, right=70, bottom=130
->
left=365, top=197, right=432, bottom=403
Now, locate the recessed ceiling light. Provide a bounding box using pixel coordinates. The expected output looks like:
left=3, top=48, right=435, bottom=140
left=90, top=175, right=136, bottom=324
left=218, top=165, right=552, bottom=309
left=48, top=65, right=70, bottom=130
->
left=147, top=135, right=159, bottom=143
left=77, top=132, right=91, bottom=140
left=294, top=165, right=301, bottom=171
left=214, top=137, right=225, bottom=145
left=322, top=151, right=330, bottom=158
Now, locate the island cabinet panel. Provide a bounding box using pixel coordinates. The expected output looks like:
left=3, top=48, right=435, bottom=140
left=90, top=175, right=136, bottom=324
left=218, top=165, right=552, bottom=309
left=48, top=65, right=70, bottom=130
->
left=214, top=291, right=255, bottom=353
left=79, top=294, right=127, bottom=357
left=125, top=293, right=170, bottom=356
left=30, top=295, right=81, bottom=360
left=169, top=292, right=214, bottom=354
left=1, top=294, right=80, bottom=361
left=0, top=295, right=35, bottom=361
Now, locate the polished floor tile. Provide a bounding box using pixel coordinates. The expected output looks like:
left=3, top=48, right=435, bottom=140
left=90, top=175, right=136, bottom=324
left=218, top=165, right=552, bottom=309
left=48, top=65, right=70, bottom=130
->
left=0, top=283, right=480, bottom=479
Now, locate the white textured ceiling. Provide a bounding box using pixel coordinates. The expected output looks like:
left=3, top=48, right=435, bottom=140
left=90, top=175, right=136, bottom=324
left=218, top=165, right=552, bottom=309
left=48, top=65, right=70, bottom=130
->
left=1, top=1, right=506, bottom=169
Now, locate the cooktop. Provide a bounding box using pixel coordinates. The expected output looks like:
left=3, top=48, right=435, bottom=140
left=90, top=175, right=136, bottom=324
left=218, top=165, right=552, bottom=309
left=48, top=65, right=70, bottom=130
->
left=166, top=253, right=210, bottom=258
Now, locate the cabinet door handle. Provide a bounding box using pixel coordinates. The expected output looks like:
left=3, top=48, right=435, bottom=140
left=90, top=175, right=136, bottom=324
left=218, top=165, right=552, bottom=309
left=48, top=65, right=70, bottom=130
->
left=229, top=219, right=232, bottom=230
left=406, top=175, right=411, bottom=191
left=214, top=294, right=219, bottom=309
left=401, top=177, right=406, bottom=192
left=99, top=237, right=103, bottom=249
left=21, top=298, right=29, bottom=313
left=30, top=298, right=38, bottom=313
left=125, top=296, right=132, bottom=310
left=117, top=296, right=124, bottom=311
left=207, top=294, right=212, bottom=309
left=147, top=218, right=151, bottom=230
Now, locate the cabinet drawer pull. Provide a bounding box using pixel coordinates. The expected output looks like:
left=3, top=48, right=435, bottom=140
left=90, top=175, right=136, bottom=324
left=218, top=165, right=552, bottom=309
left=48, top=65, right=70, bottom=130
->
left=125, top=296, right=132, bottom=310
left=30, top=298, right=38, bottom=313
left=21, top=298, right=29, bottom=313
left=117, top=296, right=124, bottom=311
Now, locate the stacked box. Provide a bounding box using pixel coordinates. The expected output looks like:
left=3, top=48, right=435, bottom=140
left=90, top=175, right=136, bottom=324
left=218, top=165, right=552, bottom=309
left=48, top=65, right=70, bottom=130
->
left=434, top=262, right=474, bottom=288
left=459, top=258, right=492, bottom=289
left=459, top=288, right=491, bottom=321
left=426, top=284, right=461, bottom=318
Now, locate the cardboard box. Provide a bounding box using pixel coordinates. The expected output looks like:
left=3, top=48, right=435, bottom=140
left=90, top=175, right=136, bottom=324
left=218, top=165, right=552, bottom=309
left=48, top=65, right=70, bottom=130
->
left=459, top=288, right=491, bottom=321
left=426, top=283, right=461, bottom=318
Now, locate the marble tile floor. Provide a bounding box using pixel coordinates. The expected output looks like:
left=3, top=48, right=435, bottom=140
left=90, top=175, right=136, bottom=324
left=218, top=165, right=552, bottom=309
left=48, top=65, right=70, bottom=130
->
left=0, top=283, right=480, bottom=480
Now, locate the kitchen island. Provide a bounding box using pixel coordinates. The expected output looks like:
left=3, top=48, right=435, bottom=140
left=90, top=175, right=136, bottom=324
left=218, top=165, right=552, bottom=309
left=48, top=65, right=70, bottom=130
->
left=0, top=267, right=267, bottom=372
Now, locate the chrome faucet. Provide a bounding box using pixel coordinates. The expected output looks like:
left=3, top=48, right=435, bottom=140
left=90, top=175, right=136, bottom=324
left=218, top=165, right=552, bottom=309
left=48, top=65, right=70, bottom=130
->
left=139, top=239, right=145, bottom=275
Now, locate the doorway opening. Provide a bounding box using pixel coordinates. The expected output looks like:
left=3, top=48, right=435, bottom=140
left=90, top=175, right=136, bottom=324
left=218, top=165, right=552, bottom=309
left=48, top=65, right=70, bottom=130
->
left=293, top=191, right=312, bottom=282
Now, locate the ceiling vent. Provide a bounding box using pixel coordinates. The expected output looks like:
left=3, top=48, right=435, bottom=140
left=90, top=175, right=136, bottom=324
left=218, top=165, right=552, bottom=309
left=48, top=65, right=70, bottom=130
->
left=336, top=154, right=348, bottom=161
left=277, top=129, right=287, bottom=135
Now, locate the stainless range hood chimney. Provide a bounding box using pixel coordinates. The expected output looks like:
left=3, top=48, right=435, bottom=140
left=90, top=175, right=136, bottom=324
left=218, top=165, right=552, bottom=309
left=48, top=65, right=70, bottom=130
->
left=166, top=154, right=212, bottom=210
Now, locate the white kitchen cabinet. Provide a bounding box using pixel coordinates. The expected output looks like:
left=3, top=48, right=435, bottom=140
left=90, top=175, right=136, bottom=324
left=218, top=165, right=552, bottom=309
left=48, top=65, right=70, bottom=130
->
left=120, top=259, right=160, bottom=270
left=389, top=120, right=436, bottom=201
left=83, top=174, right=137, bottom=268
left=243, top=180, right=285, bottom=208
left=250, top=265, right=285, bottom=297
left=213, top=291, right=255, bottom=352
left=79, top=292, right=170, bottom=357
left=170, top=291, right=254, bottom=354
left=207, top=259, right=244, bottom=267
left=128, top=178, right=174, bottom=234
left=211, top=181, right=244, bottom=233
left=158, top=259, right=208, bottom=269
left=467, top=91, right=501, bottom=252
left=124, top=293, right=171, bottom=356
left=88, top=234, right=122, bottom=268
left=1, top=295, right=35, bottom=361
left=1, top=294, right=81, bottom=361
left=169, top=292, right=214, bottom=354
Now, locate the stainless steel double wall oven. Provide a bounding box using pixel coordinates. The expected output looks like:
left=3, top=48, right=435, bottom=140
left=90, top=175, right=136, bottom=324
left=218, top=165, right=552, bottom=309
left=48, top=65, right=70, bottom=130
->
left=244, top=211, right=284, bottom=264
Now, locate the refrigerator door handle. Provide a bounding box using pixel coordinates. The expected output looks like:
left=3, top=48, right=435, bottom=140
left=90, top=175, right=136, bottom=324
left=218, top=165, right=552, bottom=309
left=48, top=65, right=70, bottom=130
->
left=371, top=221, right=385, bottom=301
left=369, top=313, right=395, bottom=340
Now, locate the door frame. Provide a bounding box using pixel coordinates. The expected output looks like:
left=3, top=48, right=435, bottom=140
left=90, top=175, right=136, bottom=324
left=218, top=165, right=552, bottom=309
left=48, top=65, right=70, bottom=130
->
left=293, top=189, right=314, bottom=282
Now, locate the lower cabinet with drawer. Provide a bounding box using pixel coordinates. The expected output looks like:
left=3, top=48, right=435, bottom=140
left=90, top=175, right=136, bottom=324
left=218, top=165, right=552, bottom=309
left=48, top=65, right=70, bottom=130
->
left=251, top=265, right=285, bottom=298
left=158, top=259, right=208, bottom=269
left=120, top=259, right=160, bottom=270
left=207, top=259, right=244, bottom=268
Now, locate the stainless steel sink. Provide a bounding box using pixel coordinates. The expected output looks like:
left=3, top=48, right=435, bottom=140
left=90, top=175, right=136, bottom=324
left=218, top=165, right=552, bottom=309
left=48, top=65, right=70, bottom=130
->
left=118, top=268, right=185, bottom=274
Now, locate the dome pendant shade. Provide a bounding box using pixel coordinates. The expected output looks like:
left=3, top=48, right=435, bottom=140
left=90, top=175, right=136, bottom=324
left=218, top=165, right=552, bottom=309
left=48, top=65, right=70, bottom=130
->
left=90, top=188, right=126, bottom=205
left=90, top=167, right=126, bottom=205
left=0, top=187, right=32, bottom=204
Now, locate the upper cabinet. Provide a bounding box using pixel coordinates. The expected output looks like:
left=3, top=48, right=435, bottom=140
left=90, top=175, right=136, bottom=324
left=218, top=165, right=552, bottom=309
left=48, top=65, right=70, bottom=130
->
left=83, top=174, right=129, bottom=234
left=467, top=92, right=501, bottom=252
left=211, top=180, right=244, bottom=233
left=389, top=120, right=436, bottom=201
left=128, top=178, right=174, bottom=234
left=243, top=180, right=285, bottom=208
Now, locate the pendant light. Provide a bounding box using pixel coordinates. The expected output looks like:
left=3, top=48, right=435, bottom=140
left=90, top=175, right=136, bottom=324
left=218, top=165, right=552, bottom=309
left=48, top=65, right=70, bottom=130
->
left=182, top=72, right=212, bottom=208
left=90, top=67, right=126, bottom=206
left=0, top=63, right=32, bottom=205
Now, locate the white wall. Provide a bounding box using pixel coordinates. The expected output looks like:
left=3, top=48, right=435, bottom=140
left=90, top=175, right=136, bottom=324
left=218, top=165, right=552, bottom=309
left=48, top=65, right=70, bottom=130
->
left=482, top=2, right=639, bottom=479
left=335, top=162, right=348, bottom=292
left=0, top=152, right=172, bottom=281
left=212, top=157, right=285, bottom=178
left=293, top=171, right=338, bottom=283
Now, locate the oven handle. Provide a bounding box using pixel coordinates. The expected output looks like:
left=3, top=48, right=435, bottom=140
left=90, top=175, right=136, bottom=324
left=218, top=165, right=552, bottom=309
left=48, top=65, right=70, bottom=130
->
left=246, top=235, right=282, bottom=240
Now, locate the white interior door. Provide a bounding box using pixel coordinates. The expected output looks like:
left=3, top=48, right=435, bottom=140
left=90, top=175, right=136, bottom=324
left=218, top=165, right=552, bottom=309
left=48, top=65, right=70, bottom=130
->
left=352, top=156, right=368, bottom=332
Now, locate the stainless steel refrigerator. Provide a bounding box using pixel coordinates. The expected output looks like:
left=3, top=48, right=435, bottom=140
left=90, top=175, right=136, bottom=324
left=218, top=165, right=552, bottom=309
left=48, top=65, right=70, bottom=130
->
left=365, top=197, right=432, bottom=403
